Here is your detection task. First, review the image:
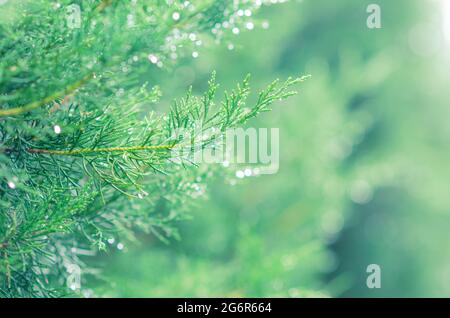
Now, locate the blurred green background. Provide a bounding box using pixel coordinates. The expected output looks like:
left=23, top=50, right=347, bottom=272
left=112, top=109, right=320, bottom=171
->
left=92, top=0, right=450, bottom=297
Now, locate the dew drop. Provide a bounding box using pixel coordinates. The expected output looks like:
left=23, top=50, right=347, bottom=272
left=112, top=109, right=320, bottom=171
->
left=54, top=125, right=62, bottom=134
left=236, top=170, right=245, bottom=179
left=148, top=54, right=158, bottom=64
left=172, top=12, right=180, bottom=21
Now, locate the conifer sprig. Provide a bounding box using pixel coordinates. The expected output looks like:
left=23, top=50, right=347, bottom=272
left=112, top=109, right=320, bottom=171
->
left=0, top=0, right=300, bottom=297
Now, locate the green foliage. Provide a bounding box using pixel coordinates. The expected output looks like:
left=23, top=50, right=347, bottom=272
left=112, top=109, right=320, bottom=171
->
left=94, top=0, right=450, bottom=298
left=0, top=0, right=301, bottom=297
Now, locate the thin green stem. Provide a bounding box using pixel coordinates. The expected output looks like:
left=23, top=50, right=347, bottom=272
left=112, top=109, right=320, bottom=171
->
left=27, top=144, right=173, bottom=156
left=95, top=0, right=114, bottom=12
left=0, top=75, right=91, bottom=118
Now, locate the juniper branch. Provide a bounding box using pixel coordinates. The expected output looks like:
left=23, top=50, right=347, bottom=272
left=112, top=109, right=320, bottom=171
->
left=0, top=0, right=299, bottom=298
